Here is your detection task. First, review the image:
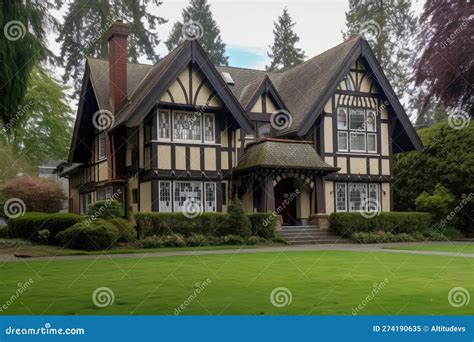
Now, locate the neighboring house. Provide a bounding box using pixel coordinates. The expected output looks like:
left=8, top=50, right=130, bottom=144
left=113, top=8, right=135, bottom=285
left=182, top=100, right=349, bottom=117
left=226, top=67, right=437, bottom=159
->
left=60, top=21, right=421, bottom=227
left=39, top=160, right=69, bottom=212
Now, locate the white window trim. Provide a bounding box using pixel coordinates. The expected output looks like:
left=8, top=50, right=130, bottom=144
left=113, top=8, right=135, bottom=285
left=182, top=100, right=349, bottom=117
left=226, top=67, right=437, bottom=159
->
left=337, top=107, right=378, bottom=154
left=157, top=109, right=172, bottom=142
left=337, top=131, right=348, bottom=152
left=350, top=132, right=367, bottom=153
left=204, top=182, right=217, bottom=212
left=336, top=182, right=381, bottom=213
left=366, top=109, right=377, bottom=132
left=367, top=133, right=377, bottom=153
left=159, top=181, right=172, bottom=212
left=337, top=107, right=348, bottom=130
left=173, top=180, right=203, bottom=212
left=335, top=183, right=347, bottom=212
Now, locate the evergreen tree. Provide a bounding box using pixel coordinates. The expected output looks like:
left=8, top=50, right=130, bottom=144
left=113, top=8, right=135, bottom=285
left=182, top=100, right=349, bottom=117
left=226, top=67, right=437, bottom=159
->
left=165, top=0, right=228, bottom=65
left=0, top=0, right=60, bottom=125
left=57, top=0, right=167, bottom=96
left=343, top=0, right=416, bottom=101
left=266, top=8, right=305, bottom=72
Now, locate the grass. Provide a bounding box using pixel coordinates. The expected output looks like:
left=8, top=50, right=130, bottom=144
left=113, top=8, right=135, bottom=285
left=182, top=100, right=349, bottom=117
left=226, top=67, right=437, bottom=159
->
left=0, top=244, right=268, bottom=258
left=384, top=243, right=474, bottom=254
left=0, top=250, right=472, bottom=315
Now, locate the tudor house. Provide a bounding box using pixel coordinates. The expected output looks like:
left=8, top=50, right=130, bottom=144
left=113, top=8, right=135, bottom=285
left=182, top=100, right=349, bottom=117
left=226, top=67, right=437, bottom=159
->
left=60, top=21, right=421, bottom=228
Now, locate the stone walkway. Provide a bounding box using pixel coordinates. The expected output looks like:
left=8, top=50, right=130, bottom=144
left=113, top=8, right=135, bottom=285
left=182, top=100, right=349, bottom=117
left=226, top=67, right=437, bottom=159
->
left=0, top=241, right=473, bottom=262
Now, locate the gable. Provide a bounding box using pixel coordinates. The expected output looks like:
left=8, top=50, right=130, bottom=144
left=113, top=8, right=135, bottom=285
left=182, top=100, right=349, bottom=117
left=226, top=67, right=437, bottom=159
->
left=118, top=41, right=253, bottom=133
left=159, top=64, right=223, bottom=108
left=337, top=62, right=379, bottom=94
left=250, top=94, right=279, bottom=114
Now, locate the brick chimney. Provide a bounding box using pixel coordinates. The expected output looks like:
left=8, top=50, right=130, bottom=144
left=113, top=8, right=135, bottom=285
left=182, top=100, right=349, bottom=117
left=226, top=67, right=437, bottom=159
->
left=107, top=20, right=129, bottom=113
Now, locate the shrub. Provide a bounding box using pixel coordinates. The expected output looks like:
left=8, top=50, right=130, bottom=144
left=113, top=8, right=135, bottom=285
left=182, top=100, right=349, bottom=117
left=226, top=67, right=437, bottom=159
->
left=0, top=238, right=33, bottom=248
left=415, top=185, right=455, bottom=221
left=438, top=226, right=464, bottom=239
left=0, top=225, right=9, bottom=238
left=220, top=235, right=244, bottom=245
left=248, top=213, right=276, bottom=238
left=272, top=236, right=288, bottom=245
left=162, top=234, right=186, bottom=247
left=329, top=212, right=432, bottom=236
left=0, top=176, right=66, bottom=213
left=135, top=212, right=228, bottom=237
left=107, top=218, right=136, bottom=243
left=245, top=236, right=267, bottom=245
left=37, top=229, right=50, bottom=244
left=87, top=200, right=123, bottom=219
left=140, top=235, right=164, bottom=248
left=186, top=233, right=210, bottom=247
left=8, top=212, right=83, bottom=244
left=56, top=219, right=119, bottom=250
left=224, top=198, right=251, bottom=237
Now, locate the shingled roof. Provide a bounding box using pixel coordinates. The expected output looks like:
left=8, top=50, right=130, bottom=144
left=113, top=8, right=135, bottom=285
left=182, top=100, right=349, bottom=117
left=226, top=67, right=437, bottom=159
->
left=235, top=139, right=339, bottom=174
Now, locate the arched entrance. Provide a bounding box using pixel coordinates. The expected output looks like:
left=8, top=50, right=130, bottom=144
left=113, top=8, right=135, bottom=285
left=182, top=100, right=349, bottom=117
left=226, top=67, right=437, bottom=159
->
left=274, top=178, right=297, bottom=225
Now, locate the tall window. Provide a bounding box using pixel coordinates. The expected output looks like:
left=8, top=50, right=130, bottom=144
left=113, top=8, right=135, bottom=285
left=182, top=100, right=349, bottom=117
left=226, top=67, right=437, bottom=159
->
left=174, top=181, right=202, bottom=212
left=97, top=186, right=113, bottom=201
left=336, top=183, right=380, bottom=212
left=98, top=132, right=106, bottom=160
left=204, top=114, right=215, bottom=142
left=158, top=110, right=171, bottom=140
left=80, top=193, right=92, bottom=215
left=174, top=112, right=201, bottom=141
left=159, top=181, right=172, bottom=212
left=337, top=107, right=377, bottom=153
left=204, top=182, right=216, bottom=212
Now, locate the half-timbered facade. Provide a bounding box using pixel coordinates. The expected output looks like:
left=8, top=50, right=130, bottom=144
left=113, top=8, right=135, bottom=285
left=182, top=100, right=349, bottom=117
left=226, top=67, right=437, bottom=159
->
left=60, top=21, right=421, bottom=228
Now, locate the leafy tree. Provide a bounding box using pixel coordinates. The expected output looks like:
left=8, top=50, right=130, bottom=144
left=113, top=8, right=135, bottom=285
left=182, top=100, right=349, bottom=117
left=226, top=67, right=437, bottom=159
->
left=0, top=0, right=60, bottom=125
left=267, top=8, right=305, bottom=71
left=165, top=0, right=228, bottom=65
left=414, top=0, right=473, bottom=115
left=415, top=185, right=455, bottom=221
left=3, top=66, right=73, bottom=168
left=0, top=143, right=34, bottom=183
left=343, top=0, right=416, bottom=101
left=393, top=121, right=473, bottom=234
left=57, top=0, right=167, bottom=96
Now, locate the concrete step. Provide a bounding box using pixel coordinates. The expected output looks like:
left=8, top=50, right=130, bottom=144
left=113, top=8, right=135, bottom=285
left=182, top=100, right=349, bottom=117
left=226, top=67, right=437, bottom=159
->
left=289, top=239, right=348, bottom=245
left=278, top=230, right=339, bottom=236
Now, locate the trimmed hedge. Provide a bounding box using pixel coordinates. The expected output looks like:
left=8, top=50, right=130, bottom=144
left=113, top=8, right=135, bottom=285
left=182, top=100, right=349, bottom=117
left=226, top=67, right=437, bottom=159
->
left=0, top=225, right=9, bottom=239
left=248, top=213, right=276, bottom=238
left=87, top=200, right=123, bottom=219
left=330, top=212, right=432, bottom=236
left=107, top=218, right=137, bottom=242
left=8, top=212, right=84, bottom=244
left=135, top=212, right=276, bottom=238
left=56, top=219, right=119, bottom=250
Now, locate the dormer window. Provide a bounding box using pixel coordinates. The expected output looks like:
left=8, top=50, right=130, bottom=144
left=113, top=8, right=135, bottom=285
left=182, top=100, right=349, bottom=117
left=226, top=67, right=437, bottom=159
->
left=337, top=107, right=377, bottom=153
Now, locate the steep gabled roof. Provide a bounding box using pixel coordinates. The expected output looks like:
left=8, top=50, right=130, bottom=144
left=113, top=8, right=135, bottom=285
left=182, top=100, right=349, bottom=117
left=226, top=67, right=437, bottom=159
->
left=114, top=40, right=253, bottom=132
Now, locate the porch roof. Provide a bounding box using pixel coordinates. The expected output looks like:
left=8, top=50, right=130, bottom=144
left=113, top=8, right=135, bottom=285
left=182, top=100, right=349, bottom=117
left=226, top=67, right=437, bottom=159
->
left=234, top=138, right=339, bottom=174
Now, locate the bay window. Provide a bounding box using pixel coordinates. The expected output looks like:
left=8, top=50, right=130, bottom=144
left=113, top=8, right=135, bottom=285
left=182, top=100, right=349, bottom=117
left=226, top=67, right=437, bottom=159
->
left=157, top=110, right=216, bottom=143
left=156, top=181, right=218, bottom=213
left=335, top=182, right=380, bottom=212
left=159, top=181, right=172, bottom=212
left=337, top=107, right=377, bottom=153
left=173, top=181, right=202, bottom=212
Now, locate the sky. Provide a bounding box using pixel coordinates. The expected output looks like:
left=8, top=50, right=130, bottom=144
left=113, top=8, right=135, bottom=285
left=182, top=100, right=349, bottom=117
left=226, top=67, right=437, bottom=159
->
left=48, top=0, right=425, bottom=75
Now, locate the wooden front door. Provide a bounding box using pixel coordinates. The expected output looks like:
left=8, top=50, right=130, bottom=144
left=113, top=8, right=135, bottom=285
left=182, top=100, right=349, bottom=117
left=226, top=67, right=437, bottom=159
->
left=274, top=178, right=297, bottom=225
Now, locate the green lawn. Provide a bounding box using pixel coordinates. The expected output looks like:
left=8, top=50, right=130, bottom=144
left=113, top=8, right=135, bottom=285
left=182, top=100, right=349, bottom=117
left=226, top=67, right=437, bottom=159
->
left=0, top=244, right=264, bottom=258
left=0, top=250, right=472, bottom=315
left=384, top=243, right=474, bottom=254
